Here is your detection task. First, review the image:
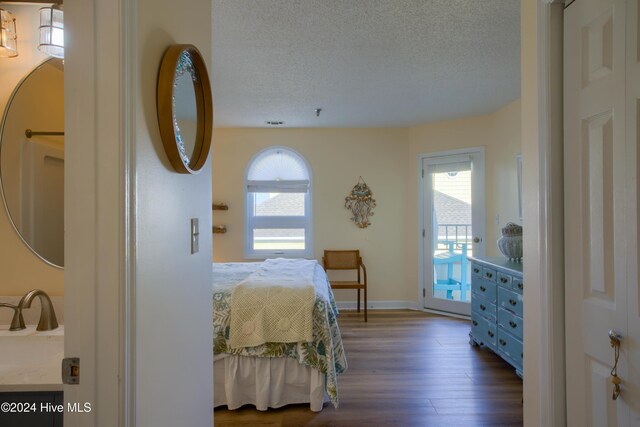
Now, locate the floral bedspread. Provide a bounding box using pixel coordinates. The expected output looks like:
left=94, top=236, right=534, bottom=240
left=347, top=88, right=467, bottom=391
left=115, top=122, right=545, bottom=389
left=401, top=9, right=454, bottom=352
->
left=212, top=261, right=347, bottom=408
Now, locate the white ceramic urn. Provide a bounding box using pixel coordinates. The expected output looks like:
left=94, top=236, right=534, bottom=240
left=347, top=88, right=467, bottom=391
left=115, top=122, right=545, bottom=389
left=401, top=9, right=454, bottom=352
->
left=497, top=222, right=522, bottom=261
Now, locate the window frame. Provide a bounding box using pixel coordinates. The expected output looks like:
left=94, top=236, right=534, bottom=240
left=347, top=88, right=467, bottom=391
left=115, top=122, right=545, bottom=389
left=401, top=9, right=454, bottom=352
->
left=243, top=146, right=314, bottom=259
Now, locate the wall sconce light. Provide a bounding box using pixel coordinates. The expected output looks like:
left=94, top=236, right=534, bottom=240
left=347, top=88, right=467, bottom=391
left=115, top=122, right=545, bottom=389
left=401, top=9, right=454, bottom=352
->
left=38, top=4, right=63, bottom=58
left=0, top=1, right=64, bottom=59
left=0, top=9, right=18, bottom=58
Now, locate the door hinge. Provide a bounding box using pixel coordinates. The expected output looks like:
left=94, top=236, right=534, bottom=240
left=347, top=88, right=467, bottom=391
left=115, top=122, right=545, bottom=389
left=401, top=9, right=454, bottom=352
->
left=423, top=288, right=426, bottom=297
left=62, top=357, right=80, bottom=384
left=422, top=229, right=425, bottom=237
left=422, top=169, right=424, bottom=178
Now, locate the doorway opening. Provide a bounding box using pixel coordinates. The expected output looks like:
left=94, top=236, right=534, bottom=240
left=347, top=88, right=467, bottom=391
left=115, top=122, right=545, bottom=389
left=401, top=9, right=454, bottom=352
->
left=420, top=148, right=485, bottom=316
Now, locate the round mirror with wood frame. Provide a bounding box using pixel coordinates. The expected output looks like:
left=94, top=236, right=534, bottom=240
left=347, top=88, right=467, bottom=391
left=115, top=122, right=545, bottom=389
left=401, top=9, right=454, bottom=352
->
left=157, top=44, right=213, bottom=174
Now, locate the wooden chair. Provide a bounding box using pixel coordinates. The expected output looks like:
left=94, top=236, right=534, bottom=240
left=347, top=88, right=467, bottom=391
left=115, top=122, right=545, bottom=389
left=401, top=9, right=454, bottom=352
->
left=323, top=250, right=367, bottom=322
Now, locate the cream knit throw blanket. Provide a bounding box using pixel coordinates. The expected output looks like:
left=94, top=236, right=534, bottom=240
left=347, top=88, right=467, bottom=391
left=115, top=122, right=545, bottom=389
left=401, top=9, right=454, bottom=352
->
left=229, top=258, right=316, bottom=349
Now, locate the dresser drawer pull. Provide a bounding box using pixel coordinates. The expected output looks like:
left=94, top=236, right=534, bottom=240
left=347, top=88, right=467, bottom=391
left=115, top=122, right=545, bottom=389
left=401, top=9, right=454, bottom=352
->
left=499, top=339, right=507, bottom=346
left=500, top=277, right=508, bottom=284
left=509, top=299, right=517, bottom=306
left=509, top=320, right=518, bottom=329
left=473, top=267, right=480, bottom=274
left=485, top=272, right=493, bottom=279
left=487, top=331, right=494, bottom=338
left=480, top=285, right=487, bottom=292
left=480, top=304, right=486, bottom=311
left=517, top=283, right=523, bottom=290
left=472, top=320, right=478, bottom=326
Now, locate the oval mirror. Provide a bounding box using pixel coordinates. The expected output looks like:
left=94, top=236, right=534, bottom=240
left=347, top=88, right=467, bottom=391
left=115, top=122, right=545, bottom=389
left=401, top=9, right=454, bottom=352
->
left=173, top=68, right=198, bottom=159
left=157, top=44, right=212, bottom=174
left=0, top=58, right=64, bottom=268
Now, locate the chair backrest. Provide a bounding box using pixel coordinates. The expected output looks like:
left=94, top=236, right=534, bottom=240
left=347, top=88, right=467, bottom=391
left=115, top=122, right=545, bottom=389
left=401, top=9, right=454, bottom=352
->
left=323, top=250, right=360, bottom=270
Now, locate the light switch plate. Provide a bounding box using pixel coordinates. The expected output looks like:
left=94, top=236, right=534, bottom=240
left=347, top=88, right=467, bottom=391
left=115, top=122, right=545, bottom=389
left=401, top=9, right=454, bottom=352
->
left=191, top=218, right=199, bottom=254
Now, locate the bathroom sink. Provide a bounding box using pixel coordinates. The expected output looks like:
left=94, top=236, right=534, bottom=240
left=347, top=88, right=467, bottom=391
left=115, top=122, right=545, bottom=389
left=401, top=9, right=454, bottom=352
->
left=0, top=325, right=64, bottom=387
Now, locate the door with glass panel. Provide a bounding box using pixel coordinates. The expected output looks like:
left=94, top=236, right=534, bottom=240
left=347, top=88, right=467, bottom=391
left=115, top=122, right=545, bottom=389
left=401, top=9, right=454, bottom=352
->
left=422, top=149, right=485, bottom=316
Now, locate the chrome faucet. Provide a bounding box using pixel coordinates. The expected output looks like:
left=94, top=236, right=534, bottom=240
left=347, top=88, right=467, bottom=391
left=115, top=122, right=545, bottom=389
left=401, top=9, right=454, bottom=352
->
left=0, top=303, right=25, bottom=331
left=18, top=289, right=58, bottom=331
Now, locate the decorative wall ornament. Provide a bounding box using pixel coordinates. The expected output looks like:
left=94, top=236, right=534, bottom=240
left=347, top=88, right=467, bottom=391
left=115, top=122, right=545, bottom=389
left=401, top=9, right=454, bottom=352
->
left=344, top=177, right=376, bottom=228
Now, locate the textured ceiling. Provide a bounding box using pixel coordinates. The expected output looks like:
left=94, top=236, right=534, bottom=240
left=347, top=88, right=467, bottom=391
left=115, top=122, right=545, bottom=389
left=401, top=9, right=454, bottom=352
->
left=211, top=0, right=520, bottom=128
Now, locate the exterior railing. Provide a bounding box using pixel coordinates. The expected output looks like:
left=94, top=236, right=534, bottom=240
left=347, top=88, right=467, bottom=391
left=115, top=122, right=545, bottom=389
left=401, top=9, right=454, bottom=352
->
left=436, top=223, right=472, bottom=253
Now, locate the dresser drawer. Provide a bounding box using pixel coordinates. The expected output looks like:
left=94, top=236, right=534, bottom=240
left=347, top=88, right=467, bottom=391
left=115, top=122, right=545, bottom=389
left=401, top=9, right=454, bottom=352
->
left=512, top=276, right=524, bottom=294
left=498, top=286, right=523, bottom=317
left=498, top=308, right=523, bottom=340
left=482, top=266, right=497, bottom=282
left=468, top=258, right=524, bottom=378
left=497, top=272, right=512, bottom=288
left=497, top=330, right=523, bottom=370
left=471, top=315, right=497, bottom=349
left=472, top=297, right=496, bottom=322
left=471, top=263, right=482, bottom=278
left=472, top=279, right=497, bottom=302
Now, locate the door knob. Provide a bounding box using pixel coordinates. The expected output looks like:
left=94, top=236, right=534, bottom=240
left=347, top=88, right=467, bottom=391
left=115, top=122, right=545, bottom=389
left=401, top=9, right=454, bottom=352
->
left=473, top=237, right=482, bottom=243
left=608, top=330, right=622, bottom=400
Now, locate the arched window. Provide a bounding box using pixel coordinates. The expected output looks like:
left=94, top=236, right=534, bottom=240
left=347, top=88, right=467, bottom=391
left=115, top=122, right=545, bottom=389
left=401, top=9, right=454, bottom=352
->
left=244, top=146, right=313, bottom=258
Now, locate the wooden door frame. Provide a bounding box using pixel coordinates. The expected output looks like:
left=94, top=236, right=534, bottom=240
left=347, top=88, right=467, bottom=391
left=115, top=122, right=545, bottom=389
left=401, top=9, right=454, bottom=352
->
left=523, top=0, right=566, bottom=425
left=64, top=0, right=136, bottom=425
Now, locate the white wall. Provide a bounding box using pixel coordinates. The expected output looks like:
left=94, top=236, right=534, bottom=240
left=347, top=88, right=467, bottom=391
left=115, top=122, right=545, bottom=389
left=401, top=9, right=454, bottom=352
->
left=134, top=0, right=213, bottom=425
left=0, top=4, right=63, bottom=296
left=64, top=0, right=220, bottom=424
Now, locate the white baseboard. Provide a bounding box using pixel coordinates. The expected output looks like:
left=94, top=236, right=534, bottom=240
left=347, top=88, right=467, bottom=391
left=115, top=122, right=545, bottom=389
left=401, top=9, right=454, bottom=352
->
left=336, top=300, right=419, bottom=311
left=335, top=301, right=471, bottom=320
left=422, top=307, right=471, bottom=320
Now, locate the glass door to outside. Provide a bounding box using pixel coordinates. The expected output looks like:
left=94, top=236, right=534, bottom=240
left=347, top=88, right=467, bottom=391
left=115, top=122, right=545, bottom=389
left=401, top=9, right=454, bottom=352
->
left=423, top=150, right=485, bottom=316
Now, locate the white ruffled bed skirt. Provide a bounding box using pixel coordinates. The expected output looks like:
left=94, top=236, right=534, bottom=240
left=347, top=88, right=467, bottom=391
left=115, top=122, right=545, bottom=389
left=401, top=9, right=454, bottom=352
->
left=214, top=355, right=327, bottom=412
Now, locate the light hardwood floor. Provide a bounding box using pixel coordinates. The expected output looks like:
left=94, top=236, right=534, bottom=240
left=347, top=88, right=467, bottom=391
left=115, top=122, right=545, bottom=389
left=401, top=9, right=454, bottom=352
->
left=214, top=310, right=523, bottom=426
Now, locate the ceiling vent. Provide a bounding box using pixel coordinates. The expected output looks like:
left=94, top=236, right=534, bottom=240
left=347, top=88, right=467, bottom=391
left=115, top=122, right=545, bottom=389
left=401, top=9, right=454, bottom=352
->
left=266, top=121, right=284, bottom=126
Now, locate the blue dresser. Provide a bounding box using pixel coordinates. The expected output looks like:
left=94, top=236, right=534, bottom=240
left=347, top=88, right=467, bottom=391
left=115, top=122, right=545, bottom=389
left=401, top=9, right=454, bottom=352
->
left=468, top=256, right=523, bottom=377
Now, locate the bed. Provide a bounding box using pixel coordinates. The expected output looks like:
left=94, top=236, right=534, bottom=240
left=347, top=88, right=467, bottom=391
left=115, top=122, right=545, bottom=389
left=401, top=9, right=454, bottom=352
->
left=212, top=259, right=347, bottom=412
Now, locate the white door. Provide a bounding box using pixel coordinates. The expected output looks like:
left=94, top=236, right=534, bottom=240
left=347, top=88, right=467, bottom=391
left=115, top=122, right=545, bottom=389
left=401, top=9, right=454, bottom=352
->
left=564, top=0, right=640, bottom=424
left=422, top=149, right=485, bottom=316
